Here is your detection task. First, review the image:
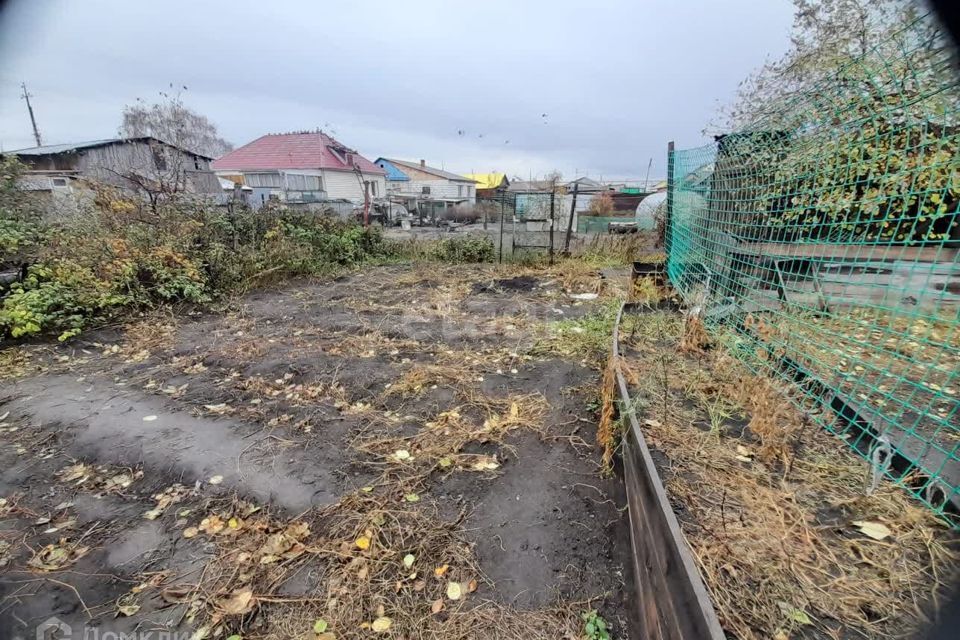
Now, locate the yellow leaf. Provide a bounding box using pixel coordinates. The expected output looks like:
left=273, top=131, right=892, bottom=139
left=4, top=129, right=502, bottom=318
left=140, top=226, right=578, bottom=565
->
left=228, top=517, right=240, bottom=529
left=467, top=578, right=478, bottom=592
left=446, top=581, right=462, bottom=600
left=509, top=402, right=519, bottom=418
left=371, top=617, right=392, bottom=632
left=431, top=599, right=443, bottom=614
left=355, top=536, right=371, bottom=550
left=403, top=554, right=415, bottom=568
left=393, top=449, right=411, bottom=461
left=852, top=520, right=892, bottom=541
left=182, top=527, right=199, bottom=539
left=434, top=564, right=449, bottom=577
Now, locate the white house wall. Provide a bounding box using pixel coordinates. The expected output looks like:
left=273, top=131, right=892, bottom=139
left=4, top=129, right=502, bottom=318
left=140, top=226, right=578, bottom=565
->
left=323, top=170, right=386, bottom=201
left=392, top=179, right=475, bottom=204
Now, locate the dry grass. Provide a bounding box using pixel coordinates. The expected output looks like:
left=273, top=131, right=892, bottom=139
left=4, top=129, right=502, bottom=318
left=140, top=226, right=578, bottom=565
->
left=619, top=308, right=958, bottom=640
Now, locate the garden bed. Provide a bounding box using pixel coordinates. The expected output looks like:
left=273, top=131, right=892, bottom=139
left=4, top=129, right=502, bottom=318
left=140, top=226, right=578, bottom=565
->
left=613, top=287, right=957, bottom=640
left=0, top=262, right=634, bottom=639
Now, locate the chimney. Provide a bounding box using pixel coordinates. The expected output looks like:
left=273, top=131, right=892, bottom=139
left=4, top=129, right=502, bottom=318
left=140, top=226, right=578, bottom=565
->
left=420, top=159, right=426, bottom=168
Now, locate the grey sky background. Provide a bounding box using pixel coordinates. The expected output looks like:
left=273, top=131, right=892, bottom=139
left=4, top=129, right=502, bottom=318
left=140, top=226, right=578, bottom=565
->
left=0, top=0, right=794, bottom=181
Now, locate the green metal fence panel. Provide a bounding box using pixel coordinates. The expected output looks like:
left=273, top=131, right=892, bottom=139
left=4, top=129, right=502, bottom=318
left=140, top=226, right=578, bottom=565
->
left=666, top=14, right=960, bottom=524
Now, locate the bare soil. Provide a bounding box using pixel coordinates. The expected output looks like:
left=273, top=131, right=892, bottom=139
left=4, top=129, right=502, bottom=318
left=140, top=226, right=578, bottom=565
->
left=0, top=263, right=633, bottom=640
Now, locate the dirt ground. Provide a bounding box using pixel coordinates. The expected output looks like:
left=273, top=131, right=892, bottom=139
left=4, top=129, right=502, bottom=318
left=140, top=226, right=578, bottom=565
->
left=0, top=263, right=634, bottom=639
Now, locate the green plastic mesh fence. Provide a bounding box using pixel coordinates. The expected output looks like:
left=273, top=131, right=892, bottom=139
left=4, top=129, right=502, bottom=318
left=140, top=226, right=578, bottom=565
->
left=666, top=13, right=960, bottom=524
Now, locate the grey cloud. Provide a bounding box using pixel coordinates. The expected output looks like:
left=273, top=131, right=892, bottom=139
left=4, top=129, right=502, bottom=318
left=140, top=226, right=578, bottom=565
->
left=0, top=0, right=793, bottom=179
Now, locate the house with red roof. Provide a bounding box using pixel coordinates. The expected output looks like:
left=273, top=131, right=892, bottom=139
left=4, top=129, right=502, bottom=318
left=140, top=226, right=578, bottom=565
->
left=212, top=131, right=385, bottom=208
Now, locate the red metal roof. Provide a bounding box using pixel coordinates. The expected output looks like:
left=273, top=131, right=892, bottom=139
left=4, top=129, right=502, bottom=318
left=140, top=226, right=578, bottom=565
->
left=211, top=132, right=384, bottom=174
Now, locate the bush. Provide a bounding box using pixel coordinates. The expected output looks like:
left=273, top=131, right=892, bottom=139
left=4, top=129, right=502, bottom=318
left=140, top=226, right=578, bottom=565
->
left=587, top=192, right=614, bottom=217
left=0, top=197, right=390, bottom=341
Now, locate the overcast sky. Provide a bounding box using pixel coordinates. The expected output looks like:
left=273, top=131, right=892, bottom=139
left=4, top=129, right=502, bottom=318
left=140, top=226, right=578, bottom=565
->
left=0, top=0, right=794, bottom=181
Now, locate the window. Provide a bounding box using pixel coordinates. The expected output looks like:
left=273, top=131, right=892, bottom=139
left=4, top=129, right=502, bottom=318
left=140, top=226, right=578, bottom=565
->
left=52, top=178, right=68, bottom=187
left=458, top=185, right=464, bottom=197
left=370, top=181, right=378, bottom=197
left=245, top=173, right=283, bottom=188
left=421, top=186, right=431, bottom=195
left=285, top=174, right=322, bottom=191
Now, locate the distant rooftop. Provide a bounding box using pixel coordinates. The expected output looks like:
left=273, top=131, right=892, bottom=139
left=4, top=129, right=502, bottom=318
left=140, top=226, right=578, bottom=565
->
left=6, top=136, right=213, bottom=160
left=212, top=132, right=384, bottom=174
left=382, top=158, right=475, bottom=183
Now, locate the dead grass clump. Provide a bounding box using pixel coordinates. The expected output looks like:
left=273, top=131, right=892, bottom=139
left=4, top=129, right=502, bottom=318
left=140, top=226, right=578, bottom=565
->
left=122, top=315, right=177, bottom=354
left=0, top=346, right=36, bottom=380
left=325, top=328, right=421, bottom=359
left=629, top=275, right=662, bottom=305
left=728, top=372, right=802, bottom=466
left=357, top=394, right=549, bottom=472
left=679, top=311, right=710, bottom=353
left=597, top=354, right=640, bottom=472
left=382, top=363, right=475, bottom=398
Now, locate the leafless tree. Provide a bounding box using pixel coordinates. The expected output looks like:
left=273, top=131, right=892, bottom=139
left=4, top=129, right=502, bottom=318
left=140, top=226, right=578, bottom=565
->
left=120, top=86, right=233, bottom=158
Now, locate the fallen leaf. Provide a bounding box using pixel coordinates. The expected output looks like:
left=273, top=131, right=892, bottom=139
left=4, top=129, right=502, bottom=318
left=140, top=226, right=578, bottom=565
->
left=735, top=455, right=753, bottom=463
left=446, top=581, right=462, bottom=600
left=403, top=554, right=415, bottom=568
left=509, top=402, right=520, bottom=418
left=852, top=520, right=892, bottom=541
left=142, top=415, right=158, bottom=422
left=355, top=536, right=371, bottom=550
left=434, top=564, right=449, bottom=577
left=735, top=445, right=752, bottom=457
left=394, top=449, right=411, bottom=461
left=360, top=486, right=374, bottom=493
left=226, top=636, right=241, bottom=640
left=220, top=588, right=256, bottom=615
left=431, top=599, right=444, bottom=614
left=313, top=619, right=329, bottom=633
left=371, top=617, right=392, bottom=632
left=404, top=493, right=420, bottom=503
left=643, top=419, right=662, bottom=428
left=467, top=578, right=478, bottom=592
left=183, top=527, right=199, bottom=539
left=208, top=475, right=224, bottom=485
left=438, top=457, right=453, bottom=468
left=117, top=602, right=140, bottom=616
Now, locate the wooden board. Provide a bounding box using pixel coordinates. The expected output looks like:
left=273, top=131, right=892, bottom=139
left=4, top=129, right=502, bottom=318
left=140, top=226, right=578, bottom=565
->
left=613, top=303, right=726, bottom=640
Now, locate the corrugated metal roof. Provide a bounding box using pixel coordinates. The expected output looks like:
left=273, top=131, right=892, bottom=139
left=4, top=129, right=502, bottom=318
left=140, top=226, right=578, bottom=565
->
left=7, top=137, right=158, bottom=156
left=6, top=136, right=214, bottom=160
left=383, top=158, right=475, bottom=183
left=374, top=158, right=410, bottom=181
left=507, top=180, right=556, bottom=193
left=212, top=132, right=385, bottom=174
left=464, top=173, right=507, bottom=190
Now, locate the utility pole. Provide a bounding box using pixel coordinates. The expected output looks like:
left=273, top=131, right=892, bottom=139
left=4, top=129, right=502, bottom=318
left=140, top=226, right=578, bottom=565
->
left=20, top=82, right=42, bottom=147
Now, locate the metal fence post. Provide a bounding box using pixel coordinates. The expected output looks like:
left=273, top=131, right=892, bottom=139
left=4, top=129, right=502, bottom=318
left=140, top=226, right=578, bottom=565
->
left=665, top=140, right=675, bottom=276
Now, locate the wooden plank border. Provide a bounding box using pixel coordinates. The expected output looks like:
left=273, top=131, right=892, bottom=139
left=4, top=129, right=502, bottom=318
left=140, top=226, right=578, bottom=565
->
left=612, top=302, right=726, bottom=640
